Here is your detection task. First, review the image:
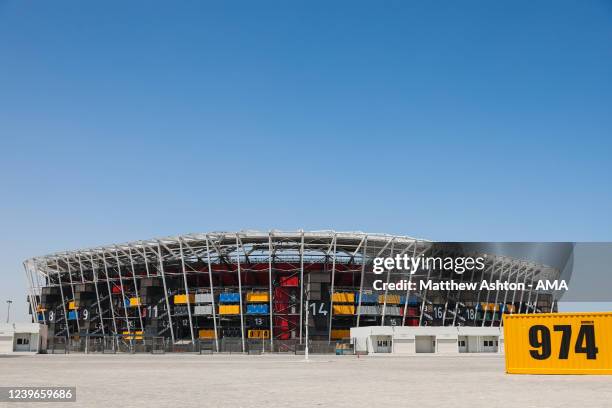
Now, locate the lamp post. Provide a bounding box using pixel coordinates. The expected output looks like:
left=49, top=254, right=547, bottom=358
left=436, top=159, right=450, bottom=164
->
left=6, top=300, right=12, bottom=323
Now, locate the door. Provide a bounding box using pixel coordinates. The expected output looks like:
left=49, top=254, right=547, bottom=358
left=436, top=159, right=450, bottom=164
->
left=458, top=336, right=467, bottom=353
left=14, top=334, right=31, bottom=352
left=415, top=336, right=435, bottom=353
left=0, top=336, right=13, bottom=353
left=375, top=336, right=392, bottom=353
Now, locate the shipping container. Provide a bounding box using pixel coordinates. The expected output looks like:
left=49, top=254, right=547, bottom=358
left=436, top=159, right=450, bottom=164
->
left=378, top=294, right=400, bottom=304
left=246, top=304, right=269, bottom=314
left=332, top=305, right=355, bottom=315
left=332, top=292, right=355, bottom=303
left=480, top=302, right=499, bottom=312
left=280, top=276, right=299, bottom=287
left=198, top=329, right=216, bottom=339
left=219, top=305, right=241, bottom=315
left=219, top=293, right=240, bottom=303
left=246, top=292, right=269, bottom=303
left=384, top=305, right=402, bottom=316
left=195, top=293, right=214, bottom=303
left=504, top=312, right=612, bottom=375
left=357, top=305, right=380, bottom=315
left=194, top=305, right=214, bottom=315
left=122, top=330, right=144, bottom=341
left=355, top=293, right=378, bottom=304
left=331, top=329, right=350, bottom=340
left=248, top=329, right=270, bottom=339
left=173, top=294, right=195, bottom=304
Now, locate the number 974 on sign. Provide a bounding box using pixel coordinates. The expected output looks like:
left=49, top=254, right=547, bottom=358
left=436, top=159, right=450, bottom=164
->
left=503, top=312, right=612, bottom=375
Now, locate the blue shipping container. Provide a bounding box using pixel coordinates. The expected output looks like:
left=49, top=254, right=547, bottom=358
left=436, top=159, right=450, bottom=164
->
left=355, top=293, right=378, bottom=304
left=246, top=304, right=269, bottom=314
left=219, top=293, right=241, bottom=303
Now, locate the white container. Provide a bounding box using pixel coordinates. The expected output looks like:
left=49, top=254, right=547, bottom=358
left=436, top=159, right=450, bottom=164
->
left=194, top=305, right=213, bottom=315
left=195, top=293, right=214, bottom=303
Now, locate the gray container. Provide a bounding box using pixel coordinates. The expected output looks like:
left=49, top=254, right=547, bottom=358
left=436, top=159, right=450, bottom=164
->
left=194, top=305, right=214, bottom=315
left=309, top=273, right=331, bottom=283
left=308, top=282, right=321, bottom=291
left=309, top=291, right=322, bottom=301
left=383, top=305, right=402, bottom=316
left=357, top=305, right=380, bottom=315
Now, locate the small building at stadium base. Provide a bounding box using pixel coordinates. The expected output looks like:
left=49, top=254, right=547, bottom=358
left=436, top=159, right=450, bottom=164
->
left=350, top=326, right=504, bottom=355
left=0, top=323, right=47, bottom=354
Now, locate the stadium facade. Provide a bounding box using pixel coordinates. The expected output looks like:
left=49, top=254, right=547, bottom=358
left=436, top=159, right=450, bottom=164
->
left=23, top=231, right=559, bottom=353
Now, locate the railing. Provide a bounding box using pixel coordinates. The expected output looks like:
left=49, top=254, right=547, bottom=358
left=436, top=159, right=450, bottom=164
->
left=43, top=336, right=349, bottom=354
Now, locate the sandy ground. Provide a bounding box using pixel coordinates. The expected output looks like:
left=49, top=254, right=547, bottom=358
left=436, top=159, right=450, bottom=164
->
left=0, top=353, right=611, bottom=408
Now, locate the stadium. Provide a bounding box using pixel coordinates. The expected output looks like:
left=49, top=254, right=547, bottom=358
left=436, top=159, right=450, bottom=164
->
left=22, top=230, right=560, bottom=354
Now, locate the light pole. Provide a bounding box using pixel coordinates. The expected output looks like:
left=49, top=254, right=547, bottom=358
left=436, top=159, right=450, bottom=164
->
left=304, top=274, right=310, bottom=361
left=6, top=300, right=12, bottom=323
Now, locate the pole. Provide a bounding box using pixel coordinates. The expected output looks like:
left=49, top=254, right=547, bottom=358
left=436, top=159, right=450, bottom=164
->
left=6, top=300, right=12, bottom=323
left=304, top=272, right=310, bottom=361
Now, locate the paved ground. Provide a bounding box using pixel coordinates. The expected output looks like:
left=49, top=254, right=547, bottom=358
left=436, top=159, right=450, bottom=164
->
left=0, top=353, right=611, bottom=408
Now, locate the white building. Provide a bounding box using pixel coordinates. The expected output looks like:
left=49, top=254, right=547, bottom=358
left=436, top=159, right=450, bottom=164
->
left=350, top=326, right=504, bottom=355
left=0, top=323, right=47, bottom=354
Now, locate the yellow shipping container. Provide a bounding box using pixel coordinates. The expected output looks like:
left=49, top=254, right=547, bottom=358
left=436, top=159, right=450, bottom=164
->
left=480, top=302, right=498, bottom=312
left=68, top=301, right=78, bottom=310
left=173, top=294, right=195, bottom=304
left=332, top=304, right=355, bottom=315
left=378, top=294, right=400, bottom=304
left=504, top=312, right=612, bottom=375
left=198, top=329, right=216, bottom=339
left=332, top=292, right=355, bottom=303
left=219, top=305, right=240, bottom=315
left=331, top=329, right=350, bottom=340
left=129, top=297, right=141, bottom=307
left=246, top=292, right=269, bottom=303
left=248, top=329, right=270, bottom=339
left=122, top=330, right=143, bottom=341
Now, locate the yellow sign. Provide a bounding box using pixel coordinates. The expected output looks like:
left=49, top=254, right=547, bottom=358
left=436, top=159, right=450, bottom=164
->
left=504, top=312, right=612, bottom=374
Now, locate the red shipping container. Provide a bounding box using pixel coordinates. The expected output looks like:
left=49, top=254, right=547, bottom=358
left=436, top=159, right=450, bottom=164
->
left=280, top=276, right=299, bottom=287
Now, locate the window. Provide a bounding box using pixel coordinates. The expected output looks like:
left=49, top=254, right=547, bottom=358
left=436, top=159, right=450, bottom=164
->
left=458, top=340, right=466, bottom=347
left=16, top=339, right=22, bottom=345
left=24, top=338, right=29, bottom=345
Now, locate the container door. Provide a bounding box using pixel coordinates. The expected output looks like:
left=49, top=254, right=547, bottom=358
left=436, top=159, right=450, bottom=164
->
left=415, top=336, right=435, bottom=353
left=375, top=336, right=392, bottom=353
left=0, top=335, right=12, bottom=353
left=14, top=334, right=31, bottom=352
left=458, top=336, right=467, bottom=353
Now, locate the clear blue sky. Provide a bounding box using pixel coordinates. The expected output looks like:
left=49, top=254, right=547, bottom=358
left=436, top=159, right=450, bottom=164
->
left=1, top=0, right=611, bottom=320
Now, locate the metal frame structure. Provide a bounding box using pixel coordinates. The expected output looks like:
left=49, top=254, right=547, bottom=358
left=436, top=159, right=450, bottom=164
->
left=23, top=230, right=559, bottom=353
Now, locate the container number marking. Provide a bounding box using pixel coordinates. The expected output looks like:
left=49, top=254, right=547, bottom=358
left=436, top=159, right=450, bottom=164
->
left=528, top=324, right=598, bottom=360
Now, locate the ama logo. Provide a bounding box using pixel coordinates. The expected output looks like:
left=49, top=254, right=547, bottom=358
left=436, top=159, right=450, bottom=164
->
left=535, top=280, right=568, bottom=291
